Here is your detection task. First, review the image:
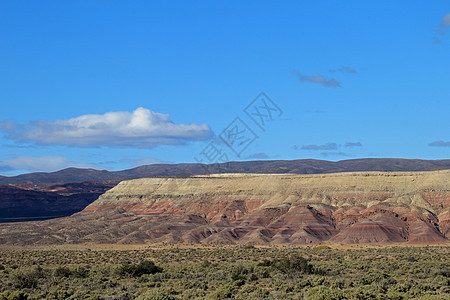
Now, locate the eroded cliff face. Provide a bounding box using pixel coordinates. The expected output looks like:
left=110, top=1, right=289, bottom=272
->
left=80, top=171, right=450, bottom=245
left=1, top=171, right=449, bottom=245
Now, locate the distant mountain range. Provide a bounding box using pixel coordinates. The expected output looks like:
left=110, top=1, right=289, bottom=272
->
left=1, top=158, right=450, bottom=185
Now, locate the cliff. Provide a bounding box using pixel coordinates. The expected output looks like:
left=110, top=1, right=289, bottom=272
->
left=1, top=170, right=448, bottom=245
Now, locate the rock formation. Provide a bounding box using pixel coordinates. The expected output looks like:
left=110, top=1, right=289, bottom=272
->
left=0, top=182, right=114, bottom=222
left=0, top=171, right=449, bottom=245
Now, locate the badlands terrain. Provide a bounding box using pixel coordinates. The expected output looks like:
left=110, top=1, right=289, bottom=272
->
left=1, top=169, right=449, bottom=246
left=1, top=158, right=449, bottom=223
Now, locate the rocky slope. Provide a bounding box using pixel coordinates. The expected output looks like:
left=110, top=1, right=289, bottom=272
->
left=1, top=170, right=449, bottom=245
left=0, top=182, right=116, bottom=222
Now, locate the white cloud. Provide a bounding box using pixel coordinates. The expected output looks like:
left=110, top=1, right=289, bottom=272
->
left=0, top=156, right=100, bottom=173
left=440, top=13, right=450, bottom=27
left=4, top=107, right=213, bottom=148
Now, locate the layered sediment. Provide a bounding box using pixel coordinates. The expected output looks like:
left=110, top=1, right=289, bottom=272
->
left=1, top=171, right=449, bottom=245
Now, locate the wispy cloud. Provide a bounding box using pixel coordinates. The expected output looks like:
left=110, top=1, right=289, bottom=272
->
left=296, top=143, right=339, bottom=151
left=433, top=14, right=450, bottom=45
left=0, top=121, right=20, bottom=132
left=245, top=153, right=270, bottom=159
left=345, top=142, right=362, bottom=148
left=440, top=13, right=450, bottom=27
left=293, top=70, right=341, bottom=87
left=0, top=156, right=101, bottom=173
left=329, top=66, right=357, bottom=74
left=428, top=140, right=450, bottom=147
left=294, top=141, right=362, bottom=152
left=433, top=37, right=441, bottom=44
left=2, top=144, right=38, bottom=149
left=0, top=107, right=213, bottom=148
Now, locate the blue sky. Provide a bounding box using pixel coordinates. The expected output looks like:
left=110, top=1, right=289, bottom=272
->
left=0, top=1, right=449, bottom=175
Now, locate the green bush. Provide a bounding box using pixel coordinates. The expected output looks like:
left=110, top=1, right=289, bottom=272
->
left=6, top=290, right=29, bottom=300
left=257, top=259, right=272, bottom=267
left=207, top=283, right=238, bottom=300
left=47, top=289, right=74, bottom=300
left=136, top=289, right=174, bottom=300
left=54, top=266, right=72, bottom=277
left=231, top=265, right=248, bottom=281
left=434, top=268, right=450, bottom=278
left=276, top=254, right=314, bottom=274
left=117, top=260, right=162, bottom=278
left=181, top=288, right=206, bottom=299
left=72, top=265, right=90, bottom=278
left=13, top=267, right=45, bottom=289
left=304, top=286, right=344, bottom=300
left=235, top=284, right=269, bottom=299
